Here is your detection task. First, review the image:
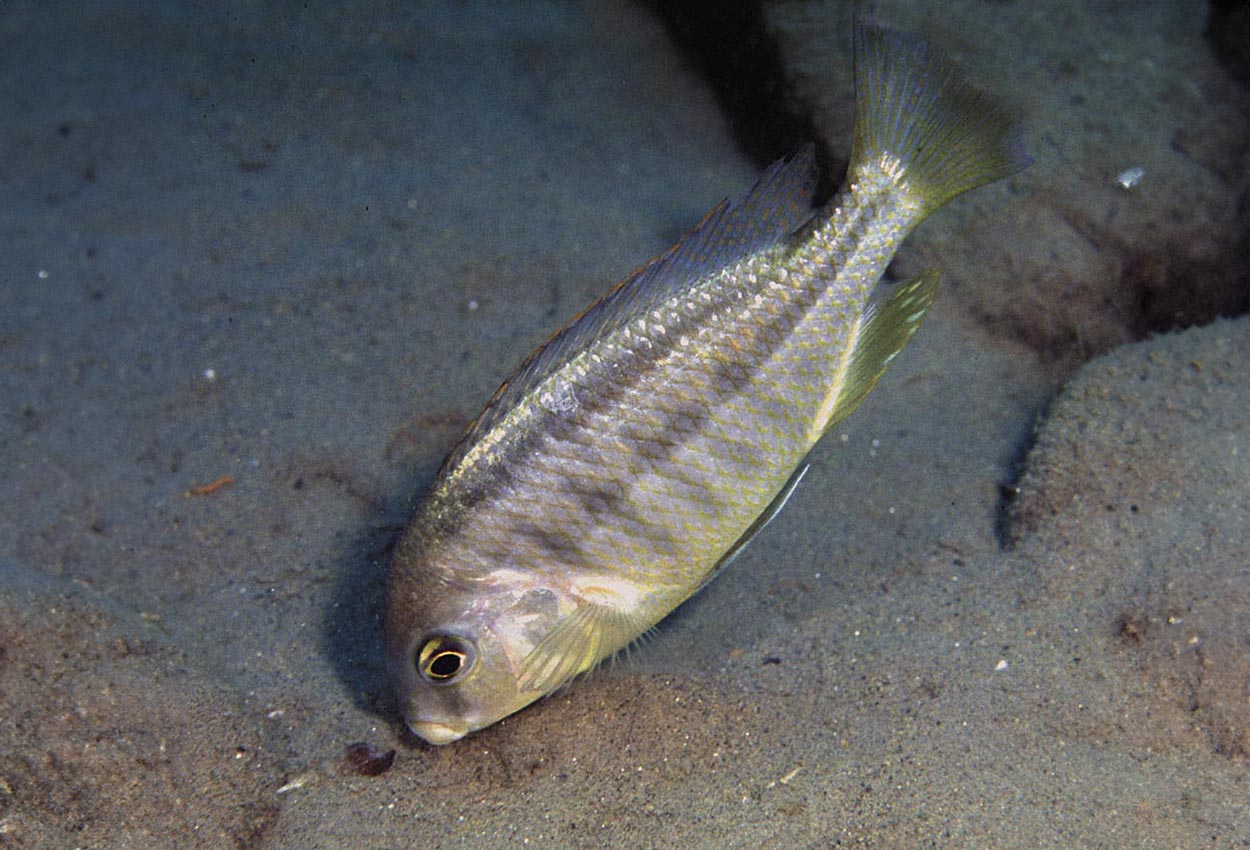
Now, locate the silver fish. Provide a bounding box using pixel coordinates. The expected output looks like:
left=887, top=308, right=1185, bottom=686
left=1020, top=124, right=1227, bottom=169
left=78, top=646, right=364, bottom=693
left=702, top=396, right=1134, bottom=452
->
left=386, top=20, right=1029, bottom=744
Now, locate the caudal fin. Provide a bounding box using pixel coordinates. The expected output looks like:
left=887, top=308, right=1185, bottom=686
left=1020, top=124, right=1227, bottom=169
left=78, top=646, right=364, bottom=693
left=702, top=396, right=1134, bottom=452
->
left=850, top=20, right=1031, bottom=219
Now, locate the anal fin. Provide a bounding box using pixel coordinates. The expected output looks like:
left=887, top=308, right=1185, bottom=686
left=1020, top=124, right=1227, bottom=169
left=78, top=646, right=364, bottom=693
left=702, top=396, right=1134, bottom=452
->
left=811, top=268, right=940, bottom=441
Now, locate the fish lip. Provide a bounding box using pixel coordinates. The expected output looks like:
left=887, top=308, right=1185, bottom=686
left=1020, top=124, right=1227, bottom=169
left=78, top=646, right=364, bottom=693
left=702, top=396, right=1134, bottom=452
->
left=409, top=719, right=470, bottom=745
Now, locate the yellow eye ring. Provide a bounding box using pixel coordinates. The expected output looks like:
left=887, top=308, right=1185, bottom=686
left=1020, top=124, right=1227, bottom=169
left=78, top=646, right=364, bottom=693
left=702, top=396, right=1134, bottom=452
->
left=416, top=634, right=476, bottom=683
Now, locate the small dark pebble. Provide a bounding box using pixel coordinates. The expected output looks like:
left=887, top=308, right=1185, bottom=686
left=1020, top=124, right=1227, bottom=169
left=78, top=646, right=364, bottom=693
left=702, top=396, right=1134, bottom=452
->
left=762, top=656, right=782, bottom=665
left=344, top=742, right=396, bottom=776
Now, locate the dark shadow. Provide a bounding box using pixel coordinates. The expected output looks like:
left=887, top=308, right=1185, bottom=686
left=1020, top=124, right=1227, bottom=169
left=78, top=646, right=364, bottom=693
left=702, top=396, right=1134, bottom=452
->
left=993, top=402, right=1049, bottom=550
left=640, top=0, right=842, bottom=199
left=321, top=500, right=411, bottom=724
left=1206, top=0, right=1250, bottom=86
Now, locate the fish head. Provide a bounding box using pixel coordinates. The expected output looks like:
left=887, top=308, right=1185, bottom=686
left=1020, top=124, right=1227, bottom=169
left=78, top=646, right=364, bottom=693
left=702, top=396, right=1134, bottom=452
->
left=386, top=621, right=538, bottom=745
left=386, top=559, right=562, bottom=745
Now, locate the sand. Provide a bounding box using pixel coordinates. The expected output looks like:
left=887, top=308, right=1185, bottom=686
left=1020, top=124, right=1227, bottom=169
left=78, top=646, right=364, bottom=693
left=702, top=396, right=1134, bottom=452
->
left=1, top=0, right=1246, bottom=847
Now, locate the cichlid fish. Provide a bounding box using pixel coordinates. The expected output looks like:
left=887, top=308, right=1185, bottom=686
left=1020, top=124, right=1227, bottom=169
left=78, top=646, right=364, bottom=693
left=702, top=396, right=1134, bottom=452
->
left=385, top=20, right=1029, bottom=744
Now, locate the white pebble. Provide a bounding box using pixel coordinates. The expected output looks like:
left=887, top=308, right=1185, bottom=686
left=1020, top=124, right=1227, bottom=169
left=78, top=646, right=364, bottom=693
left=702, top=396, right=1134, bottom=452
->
left=1115, top=166, right=1145, bottom=190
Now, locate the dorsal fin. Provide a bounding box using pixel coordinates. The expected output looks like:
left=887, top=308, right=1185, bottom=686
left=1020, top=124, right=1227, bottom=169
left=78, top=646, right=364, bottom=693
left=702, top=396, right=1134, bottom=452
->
left=441, top=146, right=821, bottom=474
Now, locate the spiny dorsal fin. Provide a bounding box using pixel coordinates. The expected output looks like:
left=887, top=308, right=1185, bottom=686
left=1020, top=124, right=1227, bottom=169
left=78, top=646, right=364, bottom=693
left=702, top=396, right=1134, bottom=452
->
left=809, top=269, right=940, bottom=441
left=441, top=146, right=821, bottom=474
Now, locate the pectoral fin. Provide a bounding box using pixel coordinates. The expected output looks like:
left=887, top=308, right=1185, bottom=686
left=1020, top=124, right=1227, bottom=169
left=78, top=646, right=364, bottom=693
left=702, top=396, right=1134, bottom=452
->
left=517, top=602, right=646, bottom=695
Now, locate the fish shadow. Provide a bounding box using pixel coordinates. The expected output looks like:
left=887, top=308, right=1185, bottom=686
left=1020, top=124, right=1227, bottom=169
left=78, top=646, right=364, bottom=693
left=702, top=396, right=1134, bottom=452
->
left=320, top=504, right=409, bottom=723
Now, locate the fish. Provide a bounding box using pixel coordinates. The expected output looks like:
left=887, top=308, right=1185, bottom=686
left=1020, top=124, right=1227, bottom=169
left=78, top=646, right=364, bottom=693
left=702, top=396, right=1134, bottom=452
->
left=385, top=19, right=1030, bottom=745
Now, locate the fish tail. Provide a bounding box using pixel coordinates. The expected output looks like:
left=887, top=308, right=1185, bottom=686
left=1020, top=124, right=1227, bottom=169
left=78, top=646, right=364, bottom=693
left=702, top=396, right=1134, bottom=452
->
left=849, top=19, right=1031, bottom=218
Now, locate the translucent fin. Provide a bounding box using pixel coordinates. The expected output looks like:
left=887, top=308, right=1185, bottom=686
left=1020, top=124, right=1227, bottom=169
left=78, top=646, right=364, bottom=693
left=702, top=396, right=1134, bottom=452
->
left=442, top=147, right=821, bottom=473
left=515, top=458, right=809, bottom=692
left=696, top=463, right=810, bottom=594
left=517, top=602, right=648, bottom=695
left=850, top=20, right=1031, bottom=218
left=811, top=269, right=940, bottom=440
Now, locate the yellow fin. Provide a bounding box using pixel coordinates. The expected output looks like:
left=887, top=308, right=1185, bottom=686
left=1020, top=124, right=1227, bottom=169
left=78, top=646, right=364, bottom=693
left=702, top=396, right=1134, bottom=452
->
left=517, top=602, right=647, bottom=695
left=810, top=269, right=940, bottom=441
left=851, top=20, right=1030, bottom=218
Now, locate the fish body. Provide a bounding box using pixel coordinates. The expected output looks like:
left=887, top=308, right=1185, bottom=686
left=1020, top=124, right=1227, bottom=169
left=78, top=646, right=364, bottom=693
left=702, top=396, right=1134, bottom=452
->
left=386, top=21, right=1029, bottom=744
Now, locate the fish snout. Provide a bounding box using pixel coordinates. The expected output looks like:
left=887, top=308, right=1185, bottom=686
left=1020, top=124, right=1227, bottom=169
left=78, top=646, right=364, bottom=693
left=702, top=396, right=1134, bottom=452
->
left=409, top=718, right=470, bottom=745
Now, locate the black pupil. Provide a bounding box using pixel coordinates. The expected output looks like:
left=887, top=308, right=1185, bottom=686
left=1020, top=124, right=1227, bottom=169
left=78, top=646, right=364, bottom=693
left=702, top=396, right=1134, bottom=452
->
left=428, top=651, right=463, bottom=678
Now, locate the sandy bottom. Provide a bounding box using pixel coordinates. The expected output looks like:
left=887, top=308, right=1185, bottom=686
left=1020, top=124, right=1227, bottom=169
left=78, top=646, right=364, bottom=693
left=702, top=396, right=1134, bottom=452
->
left=2, top=1, right=1246, bottom=847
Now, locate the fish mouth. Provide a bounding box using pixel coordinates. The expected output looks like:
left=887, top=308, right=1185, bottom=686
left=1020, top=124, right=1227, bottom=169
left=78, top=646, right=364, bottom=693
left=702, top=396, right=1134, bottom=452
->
left=409, top=718, right=470, bottom=745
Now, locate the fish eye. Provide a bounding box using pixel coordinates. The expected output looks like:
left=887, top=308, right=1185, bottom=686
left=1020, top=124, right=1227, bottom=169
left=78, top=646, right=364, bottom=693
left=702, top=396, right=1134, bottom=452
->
left=416, top=633, right=476, bottom=684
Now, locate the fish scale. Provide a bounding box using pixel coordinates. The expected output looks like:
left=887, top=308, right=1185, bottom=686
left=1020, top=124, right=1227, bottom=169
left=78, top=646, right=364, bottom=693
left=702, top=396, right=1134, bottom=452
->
left=385, top=19, right=1030, bottom=744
